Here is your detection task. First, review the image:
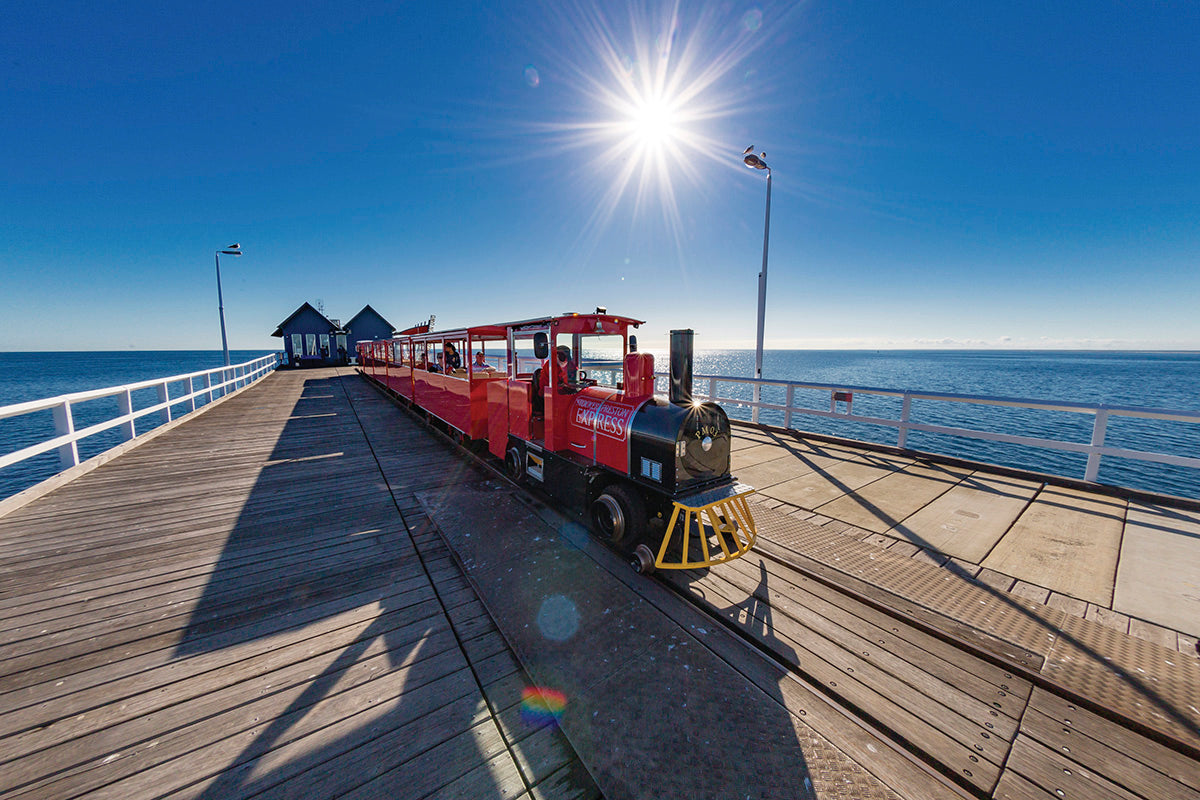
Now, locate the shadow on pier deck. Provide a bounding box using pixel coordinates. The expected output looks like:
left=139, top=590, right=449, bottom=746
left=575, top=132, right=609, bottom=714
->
left=0, top=368, right=598, bottom=799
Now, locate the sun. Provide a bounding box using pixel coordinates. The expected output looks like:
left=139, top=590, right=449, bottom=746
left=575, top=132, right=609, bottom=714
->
left=526, top=1, right=769, bottom=253
left=627, top=95, right=680, bottom=151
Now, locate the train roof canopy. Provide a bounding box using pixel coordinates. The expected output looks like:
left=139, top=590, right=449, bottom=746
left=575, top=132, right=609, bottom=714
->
left=402, top=312, right=643, bottom=343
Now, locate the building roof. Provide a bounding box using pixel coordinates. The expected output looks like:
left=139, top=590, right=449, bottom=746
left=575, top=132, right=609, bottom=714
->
left=343, top=304, right=396, bottom=334
left=270, top=302, right=341, bottom=337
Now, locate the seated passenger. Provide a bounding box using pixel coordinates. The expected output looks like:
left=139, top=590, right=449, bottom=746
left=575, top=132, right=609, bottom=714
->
left=442, top=342, right=461, bottom=373
left=473, top=351, right=495, bottom=372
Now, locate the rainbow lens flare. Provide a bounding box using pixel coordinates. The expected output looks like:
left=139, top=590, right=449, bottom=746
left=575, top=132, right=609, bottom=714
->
left=520, top=686, right=567, bottom=727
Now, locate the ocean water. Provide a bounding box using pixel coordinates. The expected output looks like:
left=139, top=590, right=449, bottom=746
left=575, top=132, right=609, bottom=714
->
left=0, top=351, right=274, bottom=501
left=1, top=349, right=1198, bottom=501
left=678, top=349, right=1200, bottom=500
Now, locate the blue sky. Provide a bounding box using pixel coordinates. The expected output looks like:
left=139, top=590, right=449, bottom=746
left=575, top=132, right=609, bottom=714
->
left=3, top=0, right=1198, bottom=352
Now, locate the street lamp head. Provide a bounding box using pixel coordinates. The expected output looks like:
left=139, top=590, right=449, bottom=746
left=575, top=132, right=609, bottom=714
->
left=219, top=250, right=242, bottom=256
left=743, top=145, right=754, bottom=155
left=743, top=152, right=769, bottom=170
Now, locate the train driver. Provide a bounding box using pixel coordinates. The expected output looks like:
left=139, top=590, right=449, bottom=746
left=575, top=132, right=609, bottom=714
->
left=473, top=351, right=495, bottom=372
left=545, top=344, right=577, bottom=387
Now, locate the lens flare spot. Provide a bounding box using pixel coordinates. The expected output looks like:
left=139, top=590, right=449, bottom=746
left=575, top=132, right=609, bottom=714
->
left=521, top=687, right=567, bottom=727
left=524, top=65, right=540, bottom=88
left=741, top=8, right=763, bottom=33
left=536, top=594, right=580, bottom=641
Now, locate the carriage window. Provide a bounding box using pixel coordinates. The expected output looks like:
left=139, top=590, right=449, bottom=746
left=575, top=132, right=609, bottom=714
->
left=441, top=339, right=467, bottom=379
left=470, top=338, right=506, bottom=375
left=509, top=330, right=548, bottom=378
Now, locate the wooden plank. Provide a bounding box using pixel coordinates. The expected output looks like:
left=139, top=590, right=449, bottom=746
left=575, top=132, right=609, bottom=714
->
left=1026, top=688, right=1200, bottom=794
left=765, top=454, right=912, bottom=510
left=1114, top=503, right=1200, bottom=637
left=6, top=630, right=465, bottom=798
left=886, top=472, right=1041, bottom=563
left=137, top=676, right=491, bottom=800
left=529, top=760, right=603, bottom=800
left=0, top=586, right=441, bottom=745
left=0, top=535, right=407, bottom=638
left=981, top=486, right=1126, bottom=607
left=331, top=720, right=518, bottom=800
left=992, top=769, right=1062, bottom=800
left=716, top=552, right=1031, bottom=699
left=420, top=751, right=529, bottom=800
left=677, top=566, right=1012, bottom=787
left=1004, top=733, right=1144, bottom=800
left=815, top=461, right=970, bottom=535
left=733, top=453, right=825, bottom=490
left=1020, top=706, right=1200, bottom=800
left=0, top=561, right=428, bottom=690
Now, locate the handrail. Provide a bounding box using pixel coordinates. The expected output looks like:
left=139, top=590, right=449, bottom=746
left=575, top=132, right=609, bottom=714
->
left=665, top=372, right=1200, bottom=487
left=355, top=346, right=1199, bottom=493
left=0, top=354, right=280, bottom=476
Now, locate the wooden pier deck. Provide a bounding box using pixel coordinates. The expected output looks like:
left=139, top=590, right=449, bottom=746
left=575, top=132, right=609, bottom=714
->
left=729, top=425, right=1200, bottom=649
left=2, top=366, right=1197, bottom=799
left=0, top=368, right=598, bottom=799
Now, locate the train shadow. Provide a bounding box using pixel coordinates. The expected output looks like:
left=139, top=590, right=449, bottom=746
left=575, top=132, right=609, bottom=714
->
left=672, top=559, right=820, bottom=799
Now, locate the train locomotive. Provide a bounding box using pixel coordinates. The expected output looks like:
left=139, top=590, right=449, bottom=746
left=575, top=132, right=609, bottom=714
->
left=357, top=312, right=756, bottom=572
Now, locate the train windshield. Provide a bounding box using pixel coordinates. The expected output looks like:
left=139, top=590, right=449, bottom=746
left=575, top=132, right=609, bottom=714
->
left=557, top=333, right=625, bottom=386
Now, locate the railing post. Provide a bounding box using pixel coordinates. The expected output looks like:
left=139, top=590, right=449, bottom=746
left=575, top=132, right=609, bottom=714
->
left=898, top=392, right=912, bottom=449
left=708, top=378, right=716, bottom=402
left=52, top=401, right=80, bottom=469
left=187, top=376, right=196, bottom=412
left=752, top=382, right=761, bottom=424
left=157, top=381, right=172, bottom=424
left=204, top=372, right=213, bottom=404
left=784, top=384, right=795, bottom=430
left=118, top=389, right=136, bottom=441
left=1085, top=407, right=1109, bottom=482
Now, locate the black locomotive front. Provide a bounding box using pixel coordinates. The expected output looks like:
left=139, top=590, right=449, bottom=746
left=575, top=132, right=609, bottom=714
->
left=629, top=397, right=732, bottom=495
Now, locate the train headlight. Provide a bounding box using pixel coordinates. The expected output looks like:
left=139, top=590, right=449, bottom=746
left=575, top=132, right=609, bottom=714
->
left=701, top=435, right=712, bottom=452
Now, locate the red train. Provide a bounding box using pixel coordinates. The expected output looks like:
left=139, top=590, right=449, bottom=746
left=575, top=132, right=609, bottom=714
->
left=357, top=311, right=756, bottom=572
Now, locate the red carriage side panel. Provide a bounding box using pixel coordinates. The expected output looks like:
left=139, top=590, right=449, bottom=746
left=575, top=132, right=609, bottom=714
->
left=565, top=387, right=641, bottom=475
left=486, top=380, right=510, bottom=458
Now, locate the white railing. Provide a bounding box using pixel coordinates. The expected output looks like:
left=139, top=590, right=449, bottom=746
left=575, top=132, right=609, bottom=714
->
left=0, top=354, right=279, bottom=475
left=381, top=355, right=1199, bottom=490
left=656, top=373, right=1200, bottom=486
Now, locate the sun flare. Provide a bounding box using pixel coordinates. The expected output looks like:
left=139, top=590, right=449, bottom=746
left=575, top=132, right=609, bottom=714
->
left=529, top=1, right=769, bottom=253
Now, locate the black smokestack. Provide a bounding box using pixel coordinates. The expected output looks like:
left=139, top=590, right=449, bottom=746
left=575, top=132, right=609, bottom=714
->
left=669, top=329, right=693, bottom=406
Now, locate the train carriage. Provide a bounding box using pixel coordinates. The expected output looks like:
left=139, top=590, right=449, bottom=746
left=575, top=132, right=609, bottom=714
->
left=358, top=311, right=756, bottom=573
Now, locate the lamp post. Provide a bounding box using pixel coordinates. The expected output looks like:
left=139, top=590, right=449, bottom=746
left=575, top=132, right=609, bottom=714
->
left=743, top=147, right=771, bottom=422
left=214, top=243, right=242, bottom=367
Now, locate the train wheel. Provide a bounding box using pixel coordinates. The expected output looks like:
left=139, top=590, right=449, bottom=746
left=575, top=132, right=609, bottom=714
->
left=505, top=446, right=524, bottom=481
left=591, top=484, right=645, bottom=547
left=629, top=544, right=655, bottom=574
